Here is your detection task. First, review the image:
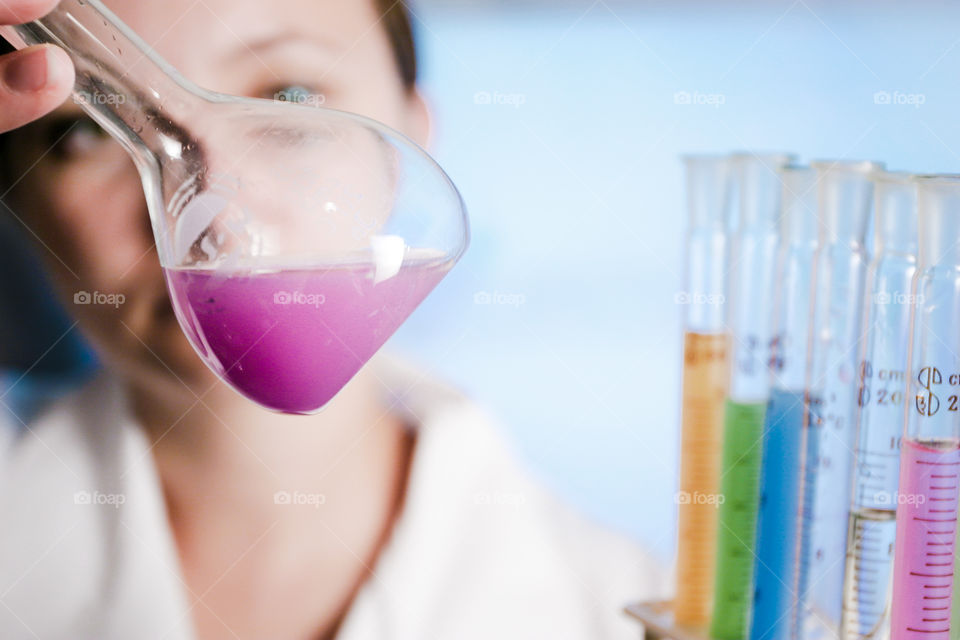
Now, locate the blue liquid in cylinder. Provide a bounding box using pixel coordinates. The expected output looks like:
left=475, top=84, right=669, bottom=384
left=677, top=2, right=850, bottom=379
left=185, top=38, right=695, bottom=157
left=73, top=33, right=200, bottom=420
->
left=751, top=388, right=807, bottom=640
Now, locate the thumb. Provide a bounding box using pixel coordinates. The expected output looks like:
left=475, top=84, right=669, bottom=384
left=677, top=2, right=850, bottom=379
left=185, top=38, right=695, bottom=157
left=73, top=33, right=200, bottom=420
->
left=0, top=44, right=74, bottom=134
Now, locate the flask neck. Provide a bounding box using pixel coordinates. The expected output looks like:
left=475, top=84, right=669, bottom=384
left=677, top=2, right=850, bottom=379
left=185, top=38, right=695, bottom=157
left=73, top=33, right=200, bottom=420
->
left=1, top=0, right=202, bottom=167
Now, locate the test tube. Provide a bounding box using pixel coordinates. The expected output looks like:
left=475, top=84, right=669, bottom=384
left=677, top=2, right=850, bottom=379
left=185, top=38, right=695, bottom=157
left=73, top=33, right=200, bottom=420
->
left=796, top=160, right=882, bottom=640
left=889, top=176, right=960, bottom=640
left=674, top=155, right=733, bottom=627
left=840, top=172, right=917, bottom=640
left=750, top=165, right=819, bottom=640
left=711, top=152, right=793, bottom=640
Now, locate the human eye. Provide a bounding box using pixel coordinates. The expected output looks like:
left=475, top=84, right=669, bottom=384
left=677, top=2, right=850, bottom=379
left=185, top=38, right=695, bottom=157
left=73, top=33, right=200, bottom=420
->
left=43, top=115, right=111, bottom=161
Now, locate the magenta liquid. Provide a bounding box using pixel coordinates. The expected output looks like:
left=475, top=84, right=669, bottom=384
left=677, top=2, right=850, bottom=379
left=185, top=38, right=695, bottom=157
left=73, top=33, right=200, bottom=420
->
left=163, top=259, right=450, bottom=413
left=890, top=438, right=960, bottom=640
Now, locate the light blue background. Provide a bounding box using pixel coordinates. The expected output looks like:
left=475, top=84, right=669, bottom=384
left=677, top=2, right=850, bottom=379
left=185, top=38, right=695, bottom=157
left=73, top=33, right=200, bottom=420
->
left=390, top=0, right=960, bottom=561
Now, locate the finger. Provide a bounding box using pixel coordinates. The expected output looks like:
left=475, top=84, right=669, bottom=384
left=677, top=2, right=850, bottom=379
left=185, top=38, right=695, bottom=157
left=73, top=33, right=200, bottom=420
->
left=0, top=0, right=61, bottom=25
left=0, top=44, right=74, bottom=134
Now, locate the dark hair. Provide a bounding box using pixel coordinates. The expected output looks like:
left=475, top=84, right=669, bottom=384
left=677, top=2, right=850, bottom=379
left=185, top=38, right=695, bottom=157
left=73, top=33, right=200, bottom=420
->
left=376, top=0, right=418, bottom=90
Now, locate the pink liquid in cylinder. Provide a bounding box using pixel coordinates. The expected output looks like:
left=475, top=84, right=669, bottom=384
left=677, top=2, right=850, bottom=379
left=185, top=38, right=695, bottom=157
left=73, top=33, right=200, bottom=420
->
left=890, top=438, right=960, bottom=640
left=163, top=258, right=450, bottom=413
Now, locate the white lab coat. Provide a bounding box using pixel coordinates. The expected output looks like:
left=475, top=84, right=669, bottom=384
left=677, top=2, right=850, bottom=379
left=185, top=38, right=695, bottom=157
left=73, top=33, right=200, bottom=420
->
left=0, top=357, right=665, bottom=639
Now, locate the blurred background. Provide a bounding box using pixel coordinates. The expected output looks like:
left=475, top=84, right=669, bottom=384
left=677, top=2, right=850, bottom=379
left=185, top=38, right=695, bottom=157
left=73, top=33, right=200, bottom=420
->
left=4, top=0, right=960, bottom=564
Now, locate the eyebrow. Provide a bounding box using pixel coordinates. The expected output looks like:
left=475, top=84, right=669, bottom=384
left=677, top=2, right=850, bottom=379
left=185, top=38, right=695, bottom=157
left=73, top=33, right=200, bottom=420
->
left=222, top=30, right=340, bottom=63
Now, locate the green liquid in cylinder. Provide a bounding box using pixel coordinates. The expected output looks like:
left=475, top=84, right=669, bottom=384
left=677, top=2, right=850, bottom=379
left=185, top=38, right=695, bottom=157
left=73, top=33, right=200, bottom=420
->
left=710, top=399, right=767, bottom=640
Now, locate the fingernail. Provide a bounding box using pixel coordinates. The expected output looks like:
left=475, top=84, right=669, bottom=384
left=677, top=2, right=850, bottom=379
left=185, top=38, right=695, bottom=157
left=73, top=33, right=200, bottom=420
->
left=4, top=48, right=50, bottom=93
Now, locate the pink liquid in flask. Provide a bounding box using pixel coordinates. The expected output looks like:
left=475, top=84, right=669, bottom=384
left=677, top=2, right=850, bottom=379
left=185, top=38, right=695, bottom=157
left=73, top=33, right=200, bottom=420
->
left=163, top=255, right=450, bottom=413
left=890, top=437, right=960, bottom=640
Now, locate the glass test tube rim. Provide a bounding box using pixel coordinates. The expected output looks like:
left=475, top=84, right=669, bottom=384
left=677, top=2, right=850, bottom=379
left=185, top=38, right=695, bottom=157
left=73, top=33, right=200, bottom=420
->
left=810, top=159, right=886, bottom=174
left=912, top=173, right=960, bottom=185
left=729, top=150, right=797, bottom=165
left=871, top=169, right=916, bottom=184
left=780, top=163, right=815, bottom=173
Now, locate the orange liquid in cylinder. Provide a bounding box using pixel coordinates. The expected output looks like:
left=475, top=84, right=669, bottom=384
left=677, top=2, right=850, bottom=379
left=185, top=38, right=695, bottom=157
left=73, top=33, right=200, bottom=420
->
left=674, top=331, right=729, bottom=627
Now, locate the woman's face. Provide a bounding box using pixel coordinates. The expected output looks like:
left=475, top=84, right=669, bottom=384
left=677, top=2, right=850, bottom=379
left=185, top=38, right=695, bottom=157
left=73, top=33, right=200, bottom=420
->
left=4, top=0, right=427, bottom=391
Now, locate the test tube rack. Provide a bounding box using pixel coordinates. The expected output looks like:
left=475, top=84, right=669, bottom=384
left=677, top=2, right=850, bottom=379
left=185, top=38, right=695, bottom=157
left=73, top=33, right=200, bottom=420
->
left=625, top=600, right=715, bottom=640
